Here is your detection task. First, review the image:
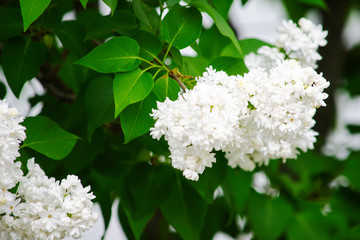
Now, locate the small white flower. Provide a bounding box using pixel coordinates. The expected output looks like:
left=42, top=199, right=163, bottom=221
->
left=245, top=46, right=285, bottom=71
left=247, top=18, right=328, bottom=70
left=276, top=18, right=328, bottom=68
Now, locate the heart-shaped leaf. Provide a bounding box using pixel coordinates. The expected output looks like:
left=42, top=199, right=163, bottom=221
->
left=120, top=91, right=159, bottom=143
left=20, top=0, right=51, bottom=31
left=161, top=4, right=202, bottom=50
left=190, top=0, right=243, bottom=58
left=85, top=77, right=115, bottom=141
left=2, top=38, right=47, bottom=97
left=75, top=36, right=140, bottom=73
left=22, top=116, right=79, bottom=160
left=113, top=67, right=154, bottom=117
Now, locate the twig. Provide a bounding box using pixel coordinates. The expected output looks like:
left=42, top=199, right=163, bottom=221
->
left=91, top=39, right=102, bottom=46
left=169, top=71, right=187, bottom=92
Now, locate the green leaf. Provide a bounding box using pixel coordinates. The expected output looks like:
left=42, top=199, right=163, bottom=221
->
left=222, top=168, right=252, bottom=214
left=120, top=92, right=159, bottom=143
left=2, top=38, right=47, bottom=97
left=113, top=67, right=154, bottom=117
left=295, top=0, right=327, bottom=9
left=277, top=151, right=335, bottom=197
left=347, top=124, right=360, bottom=134
left=22, top=116, right=79, bottom=160
left=122, top=206, right=153, bottom=240
left=200, top=198, right=235, bottom=240
left=125, top=163, right=172, bottom=220
left=286, top=211, right=332, bottom=240
left=118, top=204, right=138, bottom=240
left=64, top=129, right=106, bottom=173
left=58, top=53, right=89, bottom=94
left=0, top=7, right=23, bottom=39
left=133, top=0, right=160, bottom=32
left=331, top=189, right=360, bottom=223
left=199, top=25, right=231, bottom=60
left=211, top=0, right=233, bottom=19
left=92, top=144, right=136, bottom=179
left=0, top=82, right=6, bottom=99
left=190, top=41, right=202, bottom=55
left=20, top=0, right=51, bottom=31
left=343, top=155, right=360, bottom=191
left=183, top=56, right=209, bottom=76
left=160, top=172, right=208, bottom=240
left=240, top=0, right=249, bottom=5
left=240, top=38, right=273, bottom=55
left=90, top=170, right=120, bottom=237
left=167, top=0, right=180, bottom=7
left=347, top=224, right=360, bottom=239
left=281, top=0, right=308, bottom=22
left=77, top=9, right=103, bottom=29
left=222, top=38, right=272, bottom=58
left=75, top=36, right=141, bottom=73
left=132, top=30, right=162, bottom=61
left=85, top=77, right=115, bottom=141
left=84, top=10, right=137, bottom=41
left=99, top=193, right=113, bottom=238
left=161, top=4, right=202, bottom=49
left=103, top=0, right=118, bottom=15
left=248, top=193, right=293, bottom=240
left=119, top=163, right=173, bottom=239
left=190, top=0, right=243, bottom=58
left=189, top=153, right=227, bottom=203
left=91, top=174, right=115, bottom=238
left=54, top=20, right=87, bottom=57
left=80, top=0, right=88, bottom=8
left=153, top=76, right=180, bottom=101
left=210, top=56, right=248, bottom=75
left=169, top=47, right=183, bottom=69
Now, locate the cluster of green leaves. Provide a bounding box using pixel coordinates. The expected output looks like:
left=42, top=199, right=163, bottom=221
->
left=1, top=0, right=360, bottom=239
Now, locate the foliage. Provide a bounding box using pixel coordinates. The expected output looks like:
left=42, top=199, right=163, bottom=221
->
left=0, top=0, right=359, bottom=239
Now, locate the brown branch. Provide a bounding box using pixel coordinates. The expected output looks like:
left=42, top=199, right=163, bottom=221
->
left=91, top=39, right=102, bottom=46
left=37, top=60, right=76, bottom=103
left=169, top=71, right=187, bottom=92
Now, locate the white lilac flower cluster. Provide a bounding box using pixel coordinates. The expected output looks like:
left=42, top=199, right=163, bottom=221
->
left=0, top=100, right=98, bottom=239
left=245, top=18, right=328, bottom=70
left=0, top=101, right=25, bottom=192
left=151, top=70, right=249, bottom=180
left=150, top=59, right=329, bottom=181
